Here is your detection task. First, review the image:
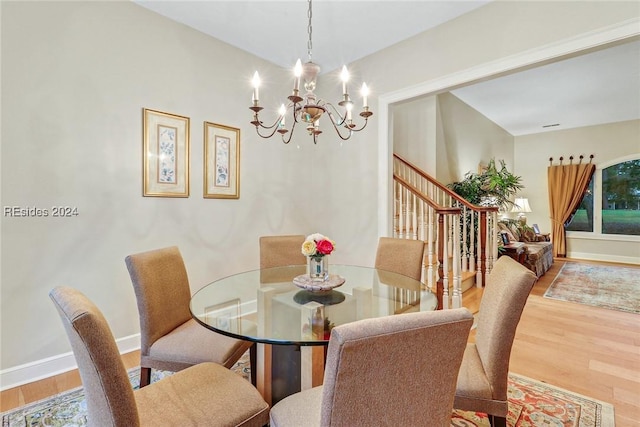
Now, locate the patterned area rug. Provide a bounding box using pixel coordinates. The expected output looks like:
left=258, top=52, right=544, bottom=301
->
left=1, top=353, right=614, bottom=427
left=544, top=262, right=640, bottom=314
left=452, top=373, right=614, bottom=427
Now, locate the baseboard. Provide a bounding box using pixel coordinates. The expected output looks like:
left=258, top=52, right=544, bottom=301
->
left=0, top=334, right=140, bottom=391
left=566, top=252, right=640, bottom=266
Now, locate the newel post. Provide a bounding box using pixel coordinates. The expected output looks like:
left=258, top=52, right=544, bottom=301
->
left=479, top=210, right=487, bottom=287
left=436, top=213, right=445, bottom=309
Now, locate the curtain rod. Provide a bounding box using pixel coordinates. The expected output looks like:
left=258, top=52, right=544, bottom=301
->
left=548, top=154, right=594, bottom=166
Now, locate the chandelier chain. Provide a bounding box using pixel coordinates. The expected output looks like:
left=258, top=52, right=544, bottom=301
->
left=307, top=0, right=313, bottom=61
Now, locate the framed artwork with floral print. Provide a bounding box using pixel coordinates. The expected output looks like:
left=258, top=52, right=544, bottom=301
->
left=143, top=108, right=190, bottom=197
left=204, top=121, right=240, bottom=199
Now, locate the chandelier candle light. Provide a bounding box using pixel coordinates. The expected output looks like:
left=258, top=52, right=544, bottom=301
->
left=301, top=233, right=335, bottom=281
left=249, top=0, right=372, bottom=144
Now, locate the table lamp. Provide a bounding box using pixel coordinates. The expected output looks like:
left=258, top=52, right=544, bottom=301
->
left=511, top=198, right=532, bottom=224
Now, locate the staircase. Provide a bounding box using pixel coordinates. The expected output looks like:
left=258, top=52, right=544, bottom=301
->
left=392, top=154, right=500, bottom=309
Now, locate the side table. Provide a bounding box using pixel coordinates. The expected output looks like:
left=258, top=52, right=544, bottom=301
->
left=501, top=242, right=526, bottom=264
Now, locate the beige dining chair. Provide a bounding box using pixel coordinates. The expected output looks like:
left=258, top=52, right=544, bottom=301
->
left=259, top=235, right=306, bottom=269
left=125, top=246, right=252, bottom=387
left=269, top=307, right=474, bottom=427
left=49, top=286, right=269, bottom=427
left=454, top=256, right=537, bottom=427
left=259, top=235, right=307, bottom=284
left=374, top=236, right=425, bottom=280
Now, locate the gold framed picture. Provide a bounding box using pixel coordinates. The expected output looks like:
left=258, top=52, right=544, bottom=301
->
left=143, top=108, right=190, bottom=197
left=204, top=122, right=240, bottom=199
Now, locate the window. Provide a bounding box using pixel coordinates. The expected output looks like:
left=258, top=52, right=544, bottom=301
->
left=566, top=158, right=640, bottom=236
left=566, top=179, right=594, bottom=232
left=602, top=159, right=640, bottom=235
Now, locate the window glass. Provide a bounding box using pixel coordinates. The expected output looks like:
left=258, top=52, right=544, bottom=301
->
left=601, top=159, right=640, bottom=235
left=565, top=179, right=594, bottom=232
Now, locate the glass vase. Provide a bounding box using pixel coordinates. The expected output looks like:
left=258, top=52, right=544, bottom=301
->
left=309, top=255, right=329, bottom=282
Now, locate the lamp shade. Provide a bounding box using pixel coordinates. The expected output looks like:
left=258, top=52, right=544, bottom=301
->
left=511, top=198, right=532, bottom=213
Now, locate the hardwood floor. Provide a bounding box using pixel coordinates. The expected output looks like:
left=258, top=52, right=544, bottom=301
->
left=510, top=259, right=640, bottom=427
left=2, top=258, right=639, bottom=426
left=0, top=351, right=140, bottom=412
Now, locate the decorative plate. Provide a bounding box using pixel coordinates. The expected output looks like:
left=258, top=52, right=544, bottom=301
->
left=293, top=274, right=346, bottom=293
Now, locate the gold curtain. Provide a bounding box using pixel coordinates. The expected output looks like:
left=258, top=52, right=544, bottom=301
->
left=547, top=162, right=595, bottom=257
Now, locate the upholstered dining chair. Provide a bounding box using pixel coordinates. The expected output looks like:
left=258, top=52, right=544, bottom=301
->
left=454, top=256, right=537, bottom=427
left=374, top=236, right=426, bottom=280
left=259, top=235, right=307, bottom=284
left=269, top=307, right=474, bottom=427
left=49, top=286, right=270, bottom=427
left=125, top=246, right=252, bottom=387
left=259, top=234, right=306, bottom=269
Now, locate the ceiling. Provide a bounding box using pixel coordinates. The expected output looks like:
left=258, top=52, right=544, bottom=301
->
left=134, top=1, right=640, bottom=136
left=451, top=40, right=640, bottom=136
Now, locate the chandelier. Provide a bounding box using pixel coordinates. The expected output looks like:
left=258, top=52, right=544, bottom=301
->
left=249, top=0, right=372, bottom=144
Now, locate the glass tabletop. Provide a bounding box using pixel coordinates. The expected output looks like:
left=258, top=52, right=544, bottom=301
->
left=190, top=264, right=438, bottom=346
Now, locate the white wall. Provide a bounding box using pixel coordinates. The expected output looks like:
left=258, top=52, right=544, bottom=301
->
left=1, top=0, right=639, bottom=387
left=514, top=120, right=640, bottom=264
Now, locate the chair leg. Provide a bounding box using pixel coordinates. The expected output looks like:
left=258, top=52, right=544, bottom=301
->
left=139, top=366, right=151, bottom=388
left=488, top=414, right=507, bottom=427
left=250, top=343, right=257, bottom=386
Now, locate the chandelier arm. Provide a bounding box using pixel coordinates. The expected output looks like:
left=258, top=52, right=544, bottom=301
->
left=292, top=104, right=304, bottom=125
left=344, top=118, right=370, bottom=132
left=324, top=102, right=371, bottom=132
left=254, top=124, right=283, bottom=139
left=323, top=102, right=348, bottom=127
left=323, top=110, right=354, bottom=141
left=280, top=120, right=297, bottom=144
left=253, top=113, right=285, bottom=131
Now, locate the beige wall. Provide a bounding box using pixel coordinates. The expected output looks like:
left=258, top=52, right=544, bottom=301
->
left=390, top=93, right=514, bottom=184
left=437, top=93, right=515, bottom=183
left=0, top=1, right=310, bottom=375
left=349, top=0, right=638, bottom=237
left=392, top=96, right=438, bottom=175
left=514, top=120, right=640, bottom=264
left=348, top=1, right=640, bottom=96
left=1, top=0, right=638, bottom=385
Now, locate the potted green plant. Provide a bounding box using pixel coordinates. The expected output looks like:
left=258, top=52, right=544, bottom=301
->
left=447, top=158, right=524, bottom=210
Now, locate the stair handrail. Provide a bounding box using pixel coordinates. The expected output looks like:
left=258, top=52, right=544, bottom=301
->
left=393, top=154, right=498, bottom=214
left=393, top=174, right=461, bottom=215
left=392, top=153, right=500, bottom=293
left=392, top=173, right=461, bottom=309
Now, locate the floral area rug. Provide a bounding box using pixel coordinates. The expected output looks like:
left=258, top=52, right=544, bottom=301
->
left=2, top=353, right=614, bottom=427
left=544, top=262, right=640, bottom=314
left=452, top=373, right=614, bottom=426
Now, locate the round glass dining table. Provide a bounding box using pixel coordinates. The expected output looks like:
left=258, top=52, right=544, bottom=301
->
left=190, top=264, right=438, bottom=404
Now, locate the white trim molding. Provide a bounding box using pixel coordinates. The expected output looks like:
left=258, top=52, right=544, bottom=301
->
left=0, top=334, right=141, bottom=391
left=567, top=251, right=640, bottom=265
